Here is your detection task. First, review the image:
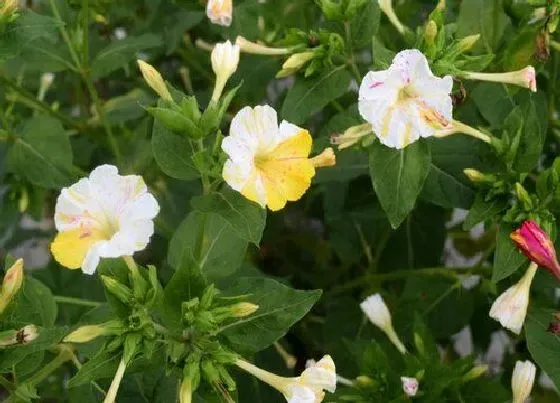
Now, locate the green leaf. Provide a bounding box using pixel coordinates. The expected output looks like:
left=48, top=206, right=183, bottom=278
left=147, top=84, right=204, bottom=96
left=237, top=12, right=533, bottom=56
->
left=369, top=141, right=431, bottom=229
left=163, top=11, right=204, bottom=54
left=6, top=116, right=76, bottom=189
left=167, top=211, right=247, bottom=282
left=281, top=66, right=352, bottom=125
left=350, top=0, right=380, bottom=49
left=492, top=223, right=528, bottom=283
left=463, top=195, right=508, bottom=230
left=151, top=118, right=200, bottom=181
left=68, top=351, right=121, bottom=387
left=526, top=308, right=560, bottom=391
left=3, top=276, right=57, bottom=327
left=191, top=187, right=266, bottom=245
left=91, top=34, right=163, bottom=80
left=512, top=92, right=547, bottom=172
left=456, top=0, right=511, bottom=53
left=19, top=39, right=75, bottom=72
left=219, top=277, right=322, bottom=353
left=471, top=83, right=515, bottom=128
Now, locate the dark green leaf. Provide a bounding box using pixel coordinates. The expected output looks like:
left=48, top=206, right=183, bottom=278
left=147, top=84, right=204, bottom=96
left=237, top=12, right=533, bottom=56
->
left=463, top=195, right=508, bottom=230
left=492, top=223, right=528, bottom=283
left=526, top=308, right=560, bottom=391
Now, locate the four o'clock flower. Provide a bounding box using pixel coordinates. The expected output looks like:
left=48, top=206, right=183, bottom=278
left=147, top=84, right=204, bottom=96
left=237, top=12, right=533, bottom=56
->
left=211, top=40, right=240, bottom=103
left=360, top=293, right=407, bottom=354
left=206, top=0, right=233, bottom=27
left=235, top=355, right=336, bottom=402
left=511, top=220, right=560, bottom=279
left=400, top=376, right=419, bottom=397
left=137, top=60, right=173, bottom=102
left=221, top=105, right=335, bottom=211
left=489, top=263, right=538, bottom=334
left=511, top=360, right=536, bottom=403
left=50, top=165, right=160, bottom=275
left=460, top=66, right=537, bottom=92
left=358, top=49, right=453, bottom=149
left=0, top=258, right=24, bottom=314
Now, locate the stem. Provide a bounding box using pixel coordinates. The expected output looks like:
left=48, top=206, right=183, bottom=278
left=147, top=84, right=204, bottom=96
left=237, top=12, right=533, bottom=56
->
left=70, top=352, right=107, bottom=396
left=123, top=255, right=141, bottom=281
left=0, top=375, right=13, bottom=392
left=343, top=22, right=361, bottom=81
left=48, top=0, right=81, bottom=69
left=179, top=378, right=193, bottom=403
left=25, top=348, right=72, bottom=386
left=0, top=76, right=83, bottom=130
left=53, top=295, right=102, bottom=308
left=329, top=266, right=489, bottom=296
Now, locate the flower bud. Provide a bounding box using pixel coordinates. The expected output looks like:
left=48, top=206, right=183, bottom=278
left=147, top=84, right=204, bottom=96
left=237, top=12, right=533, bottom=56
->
left=400, top=376, right=419, bottom=397
left=38, top=73, right=55, bottom=102
left=456, top=34, right=480, bottom=53
left=354, top=375, right=375, bottom=388
left=276, top=51, right=315, bottom=78
left=511, top=360, right=536, bottom=403
left=515, top=183, right=533, bottom=208
left=310, top=147, right=336, bottom=168
left=462, top=364, right=488, bottom=382
left=63, top=321, right=120, bottom=343
left=211, top=40, right=240, bottom=103
left=137, top=60, right=173, bottom=102
left=230, top=302, right=259, bottom=317
left=180, top=377, right=194, bottom=403
left=0, top=258, right=24, bottom=314
left=0, top=329, right=17, bottom=346
left=463, top=168, right=488, bottom=183
left=489, top=263, right=537, bottom=334
left=360, top=294, right=407, bottom=354
left=0, top=0, right=18, bottom=15
left=101, top=275, right=133, bottom=305
left=462, top=66, right=537, bottom=92
left=331, top=123, right=373, bottom=150
left=235, top=36, right=290, bottom=55
left=511, top=220, right=560, bottom=278
left=206, top=0, right=233, bottom=27
left=424, top=20, right=437, bottom=45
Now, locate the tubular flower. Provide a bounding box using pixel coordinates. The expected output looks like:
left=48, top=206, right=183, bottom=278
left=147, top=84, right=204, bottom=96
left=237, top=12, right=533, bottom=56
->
left=221, top=105, right=335, bottom=211
left=489, top=263, right=537, bottom=334
left=235, top=355, right=336, bottom=402
left=50, top=165, right=160, bottom=275
left=511, top=360, right=536, bottom=403
left=400, top=377, right=419, bottom=397
left=358, top=49, right=453, bottom=149
left=236, top=36, right=290, bottom=55
left=211, top=40, right=240, bottom=102
left=511, top=220, right=560, bottom=279
left=360, top=294, right=407, bottom=354
left=206, top=0, right=233, bottom=27
left=461, top=66, right=536, bottom=92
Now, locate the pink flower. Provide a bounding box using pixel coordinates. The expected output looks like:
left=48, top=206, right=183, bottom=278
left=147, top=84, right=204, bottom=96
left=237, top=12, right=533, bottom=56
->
left=510, top=221, right=560, bottom=279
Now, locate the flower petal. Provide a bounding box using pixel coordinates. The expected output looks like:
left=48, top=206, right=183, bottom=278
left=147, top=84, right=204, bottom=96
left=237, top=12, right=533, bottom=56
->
left=229, top=105, right=279, bottom=152
left=51, top=228, right=106, bottom=271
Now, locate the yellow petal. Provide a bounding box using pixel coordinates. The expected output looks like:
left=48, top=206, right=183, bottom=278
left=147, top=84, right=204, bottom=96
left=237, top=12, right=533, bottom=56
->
left=50, top=228, right=106, bottom=270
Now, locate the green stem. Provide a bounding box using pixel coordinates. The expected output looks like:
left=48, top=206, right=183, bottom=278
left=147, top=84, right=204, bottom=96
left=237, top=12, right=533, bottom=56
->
left=329, top=266, right=489, bottom=296
left=25, top=348, right=72, bottom=386
left=343, top=22, right=361, bottom=81
left=0, top=76, right=83, bottom=130
left=48, top=0, right=81, bottom=69
left=0, top=375, right=13, bottom=392
left=53, top=295, right=102, bottom=308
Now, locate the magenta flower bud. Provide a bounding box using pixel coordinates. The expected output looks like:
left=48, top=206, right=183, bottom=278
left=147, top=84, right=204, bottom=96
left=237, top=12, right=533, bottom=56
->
left=510, top=221, right=560, bottom=279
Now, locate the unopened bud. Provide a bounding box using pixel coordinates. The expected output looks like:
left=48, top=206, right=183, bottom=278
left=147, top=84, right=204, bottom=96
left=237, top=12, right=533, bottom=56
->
left=0, top=258, right=24, bottom=314
left=0, top=329, right=17, bottom=346
left=463, top=168, right=495, bottom=184
left=101, top=275, right=133, bottom=305
left=276, top=51, right=315, bottom=78
left=211, top=40, right=240, bottom=103
left=235, top=36, right=290, bottom=55
left=38, top=73, right=55, bottom=101
left=457, top=34, right=480, bottom=53
left=137, top=60, right=173, bottom=102
left=63, top=321, right=120, bottom=343
left=463, top=364, right=488, bottom=382
left=331, top=123, right=373, bottom=149
left=230, top=302, right=259, bottom=318
left=424, top=21, right=437, bottom=45
left=462, top=66, right=537, bottom=92
left=354, top=375, right=375, bottom=388
left=515, top=183, right=533, bottom=208
left=206, top=0, right=232, bottom=27
left=310, top=147, right=336, bottom=168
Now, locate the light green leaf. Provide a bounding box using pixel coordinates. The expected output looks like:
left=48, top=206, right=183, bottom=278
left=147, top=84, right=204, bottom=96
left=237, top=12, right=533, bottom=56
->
left=151, top=119, right=199, bottom=181
left=463, top=195, right=508, bottom=230
left=350, top=0, right=380, bottom=49
left=512, top=92, right=547, bottom=172
left=167, top=211, right=247, bottom=281
left=6, top=116, right=76, bottom=189
left=369, top=141, right=431, bottom=229
left=191, top=187, right=266, bottom=245
left=91, top=34, right=163, bottom=79
left=281, top=66, right=352, bottom=125
left=220, top=277, right=322, bottom=353
left=492, top=223, right=527, bottom=283
left=68, top=351, right=121, bottom=387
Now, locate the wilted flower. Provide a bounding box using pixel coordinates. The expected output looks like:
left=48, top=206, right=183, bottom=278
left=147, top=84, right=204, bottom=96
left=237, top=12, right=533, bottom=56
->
left=0, top=258, right=24, bottom=314
left=511, top=220, right=560, bottom=279
left=358, top=49, right=453, bottom=149
left=400, top=376, right=419, bottom=397
left=360, top=294, right=407, bottom=354
left=511, top=360, right=536, bottom=403
left=461, top=66, right=537, bottom=92
left=211, top=40, right=240, bottom=102
left=50, top=165, right=160, bottom=275
left=489, top=263, right=538, bottom=334
left=236, top=355, right=336, bottom=402
left=137, top=60, right=173, bottom=102
left=221, top=105, right=335, bottom=211
left=206, top=0, right=233, bottom=27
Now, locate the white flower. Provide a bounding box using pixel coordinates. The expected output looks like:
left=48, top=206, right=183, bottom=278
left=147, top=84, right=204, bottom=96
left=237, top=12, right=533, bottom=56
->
left=211, top=40, right=240, bottom=102
left=400, top=376, right=419, bottom=397
left=511, top=360, right=536, bottom=403
left=489, top=263, right=537, bottom=335
left=50, top=165, right=159, bottom=275
left=236, top=355, right=336, bottom=403
left=207, top=0, right=233, bottom=27
left=358, top=49, right=453, bottom=149
left=222, top=105, right=334, bottom=211
left=360, top=294, right=407, bottom=353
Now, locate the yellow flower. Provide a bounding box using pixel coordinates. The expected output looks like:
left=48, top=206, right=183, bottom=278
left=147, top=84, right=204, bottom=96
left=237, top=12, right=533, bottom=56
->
left=221, top=105, right=335, bottom=211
